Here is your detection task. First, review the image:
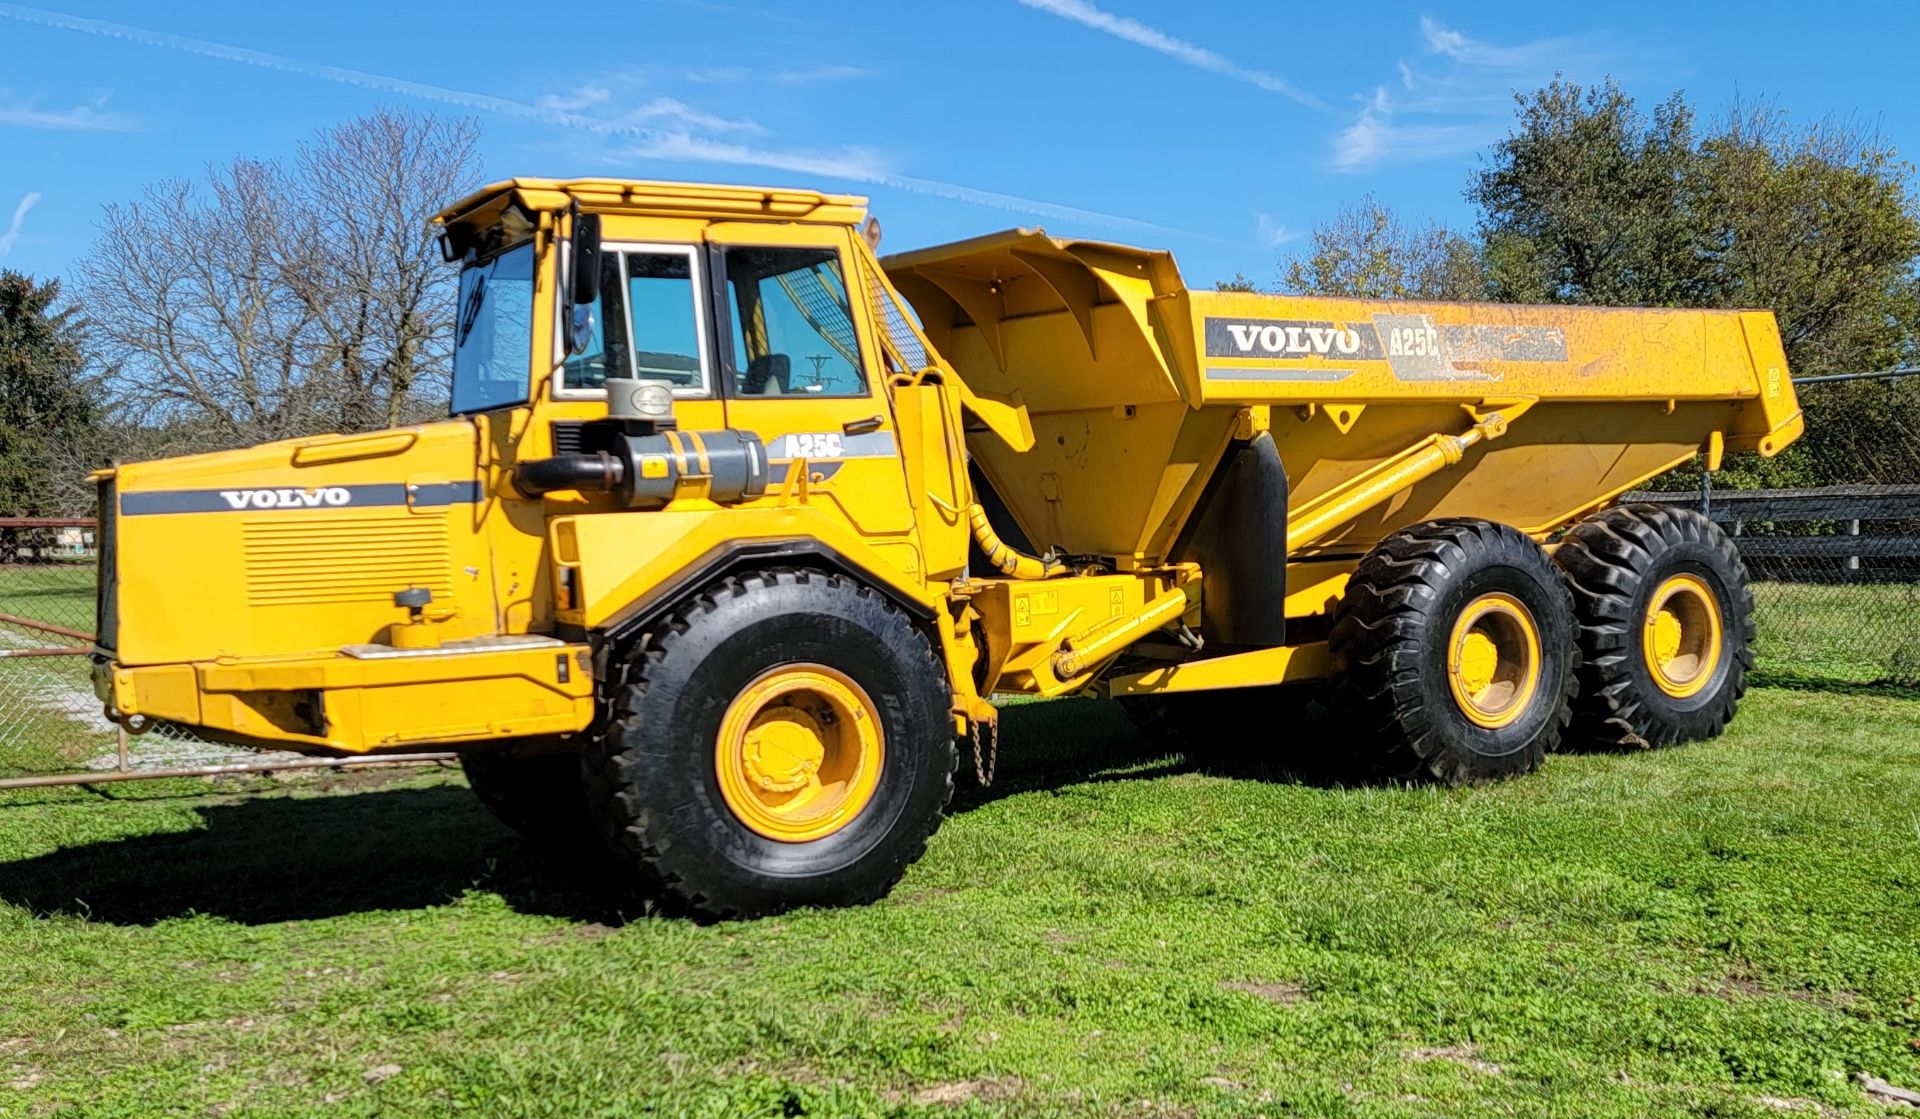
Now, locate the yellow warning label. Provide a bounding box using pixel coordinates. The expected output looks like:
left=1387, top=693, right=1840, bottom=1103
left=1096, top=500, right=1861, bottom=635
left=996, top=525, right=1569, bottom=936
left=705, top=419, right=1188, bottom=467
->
left=640, top=456, right=670, bottom=479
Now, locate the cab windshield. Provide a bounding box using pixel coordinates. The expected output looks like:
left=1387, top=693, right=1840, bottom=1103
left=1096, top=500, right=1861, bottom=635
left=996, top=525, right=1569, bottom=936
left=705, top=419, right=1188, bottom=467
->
left=451, top=242, right=536, bottom=414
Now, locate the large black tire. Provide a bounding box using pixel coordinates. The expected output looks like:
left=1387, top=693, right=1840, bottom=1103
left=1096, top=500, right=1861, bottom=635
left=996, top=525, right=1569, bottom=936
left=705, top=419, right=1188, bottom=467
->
left=1330, top=519, right=1577, bottom=785
left=582, top=568, right=956, bottom=920
left=1553, top=503, right=1754, bottom=750
left=460, top=745, right=597, bottom=851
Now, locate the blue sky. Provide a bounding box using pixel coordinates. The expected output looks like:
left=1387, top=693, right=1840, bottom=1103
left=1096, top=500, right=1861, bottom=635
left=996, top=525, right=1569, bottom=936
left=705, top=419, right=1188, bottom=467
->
left=1, top=0, right=1916, bottom=291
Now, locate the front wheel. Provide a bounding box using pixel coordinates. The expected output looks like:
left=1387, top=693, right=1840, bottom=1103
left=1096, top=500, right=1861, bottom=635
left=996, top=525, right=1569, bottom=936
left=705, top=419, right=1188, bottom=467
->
left=582, top=568, right=956, bottom=920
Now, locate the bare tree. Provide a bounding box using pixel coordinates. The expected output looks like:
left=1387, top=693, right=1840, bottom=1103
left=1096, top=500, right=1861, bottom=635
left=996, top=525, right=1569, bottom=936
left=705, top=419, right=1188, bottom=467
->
left=286, top=110, right=480, bottom=429
left=78, top=108, right=481, bottom=451
left=1281, top=196, right=1484, bottom=301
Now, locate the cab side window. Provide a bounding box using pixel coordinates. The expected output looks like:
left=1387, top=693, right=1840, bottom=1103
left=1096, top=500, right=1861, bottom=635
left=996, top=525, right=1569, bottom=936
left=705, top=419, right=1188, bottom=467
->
left=627, top=254, right=704, bottom=389
left=561, top=249, right=709, bottom=394
left=722, top=247, right=867, bottom=397
left=562, top=251, right=628, bottom=390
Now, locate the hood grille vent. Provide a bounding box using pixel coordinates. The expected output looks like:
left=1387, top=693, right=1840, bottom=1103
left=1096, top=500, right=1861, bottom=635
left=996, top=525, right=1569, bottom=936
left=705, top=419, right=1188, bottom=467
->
left=243, top=514, right=452, bottom=607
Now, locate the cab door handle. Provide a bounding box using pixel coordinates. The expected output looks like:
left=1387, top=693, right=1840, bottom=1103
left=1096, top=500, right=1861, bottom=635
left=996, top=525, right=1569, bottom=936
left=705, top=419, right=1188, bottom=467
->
left=843, top=415, right=885, bottom=435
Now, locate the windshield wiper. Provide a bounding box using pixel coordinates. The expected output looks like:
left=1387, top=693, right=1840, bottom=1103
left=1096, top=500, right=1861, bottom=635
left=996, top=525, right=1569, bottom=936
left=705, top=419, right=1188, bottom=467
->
left=457, top=273, right=487, bottom=346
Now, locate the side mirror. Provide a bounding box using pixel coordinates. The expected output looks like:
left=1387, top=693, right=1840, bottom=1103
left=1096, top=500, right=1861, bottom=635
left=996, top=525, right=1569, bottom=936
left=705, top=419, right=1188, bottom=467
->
left=570, top=213, right=602, bottom=307
left=569, top=305, right=595, bottom=356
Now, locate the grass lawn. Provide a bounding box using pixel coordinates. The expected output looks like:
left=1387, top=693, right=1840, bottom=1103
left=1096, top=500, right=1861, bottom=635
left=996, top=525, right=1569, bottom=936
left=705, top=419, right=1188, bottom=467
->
left=0, top=563, right=94, bottom=633
left=2, top=687, right=1919, bottom=1117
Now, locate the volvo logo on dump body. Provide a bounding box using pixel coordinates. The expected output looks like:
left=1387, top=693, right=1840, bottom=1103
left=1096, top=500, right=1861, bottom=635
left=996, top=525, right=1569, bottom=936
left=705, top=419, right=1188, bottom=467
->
left=1222, top=321, right=1369, bottom=356
left=219, top=487, right=353, bottom=510
left=1206, top=317, right=1387, bottom=360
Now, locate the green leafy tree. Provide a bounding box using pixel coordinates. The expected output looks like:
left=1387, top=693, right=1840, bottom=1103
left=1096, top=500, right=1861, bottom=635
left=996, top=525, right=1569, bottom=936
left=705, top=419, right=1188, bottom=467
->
left=1702, top=102, right=1920, bottom=378
left=1472, top=79, right=1712, bottom=308
left=0, top=271, right=101, bottom=516
left=1213, top=272, right=1260, bottom=293
left=1472, top=81, right=1920, bottom=489
left=1281, top=195, right=1483, bottom=301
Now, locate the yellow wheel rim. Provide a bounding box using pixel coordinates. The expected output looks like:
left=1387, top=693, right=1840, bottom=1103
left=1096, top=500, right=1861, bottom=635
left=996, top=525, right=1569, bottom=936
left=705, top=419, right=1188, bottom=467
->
left=715, top=663, right=885, bottom=843
left=1446, top=592, right=1543, bottom=729
left=1642, top=574, right=1723, bottom=699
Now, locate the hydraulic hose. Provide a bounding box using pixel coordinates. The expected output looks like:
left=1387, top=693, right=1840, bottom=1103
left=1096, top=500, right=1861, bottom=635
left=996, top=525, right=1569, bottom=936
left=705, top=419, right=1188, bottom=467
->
left=967, top=503, right=1067, bottom=579
left=515, top=452, right=625, bottom=497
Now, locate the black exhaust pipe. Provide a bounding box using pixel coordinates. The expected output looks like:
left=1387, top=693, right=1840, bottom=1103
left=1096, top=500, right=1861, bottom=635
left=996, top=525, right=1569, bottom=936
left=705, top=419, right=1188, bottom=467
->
left=514, top=452, right=625, bottom=497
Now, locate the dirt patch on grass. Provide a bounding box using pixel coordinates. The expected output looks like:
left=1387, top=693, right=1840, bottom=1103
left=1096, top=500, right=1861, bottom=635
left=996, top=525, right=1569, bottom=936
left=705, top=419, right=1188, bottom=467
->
left=1688, top=971, right=1865, bottom=1011
left=1221, top=980, right=1308, bottom=1006
left=1406, top=1043, right=1504, bottom=1076
left=909, top=1076, right=1022, bottom=1106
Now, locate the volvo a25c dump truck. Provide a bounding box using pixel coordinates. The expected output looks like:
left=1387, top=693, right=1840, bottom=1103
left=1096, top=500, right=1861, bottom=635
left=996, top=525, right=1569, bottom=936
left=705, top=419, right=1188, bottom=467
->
left=91, top=178, right=1804, bottom=917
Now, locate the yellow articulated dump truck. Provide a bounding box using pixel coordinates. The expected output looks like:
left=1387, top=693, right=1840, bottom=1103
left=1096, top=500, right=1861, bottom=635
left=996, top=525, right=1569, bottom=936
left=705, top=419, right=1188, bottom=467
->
left=90, top=179, right=1803, bottom=917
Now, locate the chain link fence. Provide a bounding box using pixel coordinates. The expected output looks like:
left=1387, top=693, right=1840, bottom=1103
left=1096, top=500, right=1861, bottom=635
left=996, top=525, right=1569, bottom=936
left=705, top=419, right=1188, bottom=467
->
left=1633, top=369, right=1920, bottom=688
left=0, top=519, right=321, bottom=785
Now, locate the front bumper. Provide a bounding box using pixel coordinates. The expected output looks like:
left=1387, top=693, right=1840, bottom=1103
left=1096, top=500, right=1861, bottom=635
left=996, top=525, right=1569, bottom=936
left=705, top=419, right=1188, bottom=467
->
left=93, top=636, right=597, bottom=754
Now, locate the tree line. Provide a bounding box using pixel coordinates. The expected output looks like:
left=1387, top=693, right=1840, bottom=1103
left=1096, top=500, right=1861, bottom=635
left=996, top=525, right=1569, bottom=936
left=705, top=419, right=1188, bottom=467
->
left=1249, top=79, right=1920, bottom=489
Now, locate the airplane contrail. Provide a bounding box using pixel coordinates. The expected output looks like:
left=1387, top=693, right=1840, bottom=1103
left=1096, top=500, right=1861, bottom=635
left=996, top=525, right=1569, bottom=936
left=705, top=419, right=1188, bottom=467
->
left=0, top=3, right=1207, bottom=239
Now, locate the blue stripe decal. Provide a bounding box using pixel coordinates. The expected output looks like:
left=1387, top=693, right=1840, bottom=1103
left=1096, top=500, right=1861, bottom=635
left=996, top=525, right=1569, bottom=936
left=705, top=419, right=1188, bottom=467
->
left=120, top=481, right=485, bottom=516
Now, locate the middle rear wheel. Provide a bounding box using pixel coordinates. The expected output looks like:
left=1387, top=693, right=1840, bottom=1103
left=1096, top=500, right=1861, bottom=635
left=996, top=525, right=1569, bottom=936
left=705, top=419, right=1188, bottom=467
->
left=1330, top=519, right=1577, bottom=784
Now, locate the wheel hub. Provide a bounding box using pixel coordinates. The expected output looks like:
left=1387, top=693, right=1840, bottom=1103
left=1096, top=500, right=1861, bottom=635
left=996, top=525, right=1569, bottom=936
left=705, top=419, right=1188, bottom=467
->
left=1446, top=592, right=1543, bottom=730
left=715, top=664, right=885, bottom=843
left=742, top=707, right=826, bottom=792
left=1642, top=574, right=1722, bottom=698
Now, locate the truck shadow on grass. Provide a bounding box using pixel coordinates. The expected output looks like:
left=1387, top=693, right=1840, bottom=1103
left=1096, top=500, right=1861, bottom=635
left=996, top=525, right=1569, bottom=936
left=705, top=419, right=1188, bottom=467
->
left=0, top=697, right=1363, bottom=927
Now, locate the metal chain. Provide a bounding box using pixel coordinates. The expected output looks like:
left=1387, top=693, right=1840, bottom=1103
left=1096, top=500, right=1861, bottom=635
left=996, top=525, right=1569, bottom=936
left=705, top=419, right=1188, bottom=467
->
left=970, top=719, right=998, bottom=787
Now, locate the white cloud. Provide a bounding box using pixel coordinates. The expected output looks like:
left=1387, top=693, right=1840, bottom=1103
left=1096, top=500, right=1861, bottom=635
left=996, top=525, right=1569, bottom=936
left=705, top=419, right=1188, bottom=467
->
left=1254, top=212, right=1295, bottom=248
left=534, top=85, right=760, bottom=134
left=1330, top=16, right=1657, bottom=173
left=680, top=64, right=875, bottom=86
left=0, top=91, right=136, bottom=131
left=1420, top=16, right=1471, bottom=59
left=623, top=133, right=894, bottom=183
left=620, top=133, right=1209, bottom=239
left=0, top=191, right=42, bottom=260
left=535, top=85, right=613, bottom=113
left=1013, top=0, right=1326, bottom=111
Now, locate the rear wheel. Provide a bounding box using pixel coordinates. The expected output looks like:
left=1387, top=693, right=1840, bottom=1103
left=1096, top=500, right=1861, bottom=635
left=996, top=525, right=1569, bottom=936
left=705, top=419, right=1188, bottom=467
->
left=1330, top=519, right=1577, bottom=784
left=1553, top=504, right=1753, bottom=749
left=582, top=569, right=956, bottom=920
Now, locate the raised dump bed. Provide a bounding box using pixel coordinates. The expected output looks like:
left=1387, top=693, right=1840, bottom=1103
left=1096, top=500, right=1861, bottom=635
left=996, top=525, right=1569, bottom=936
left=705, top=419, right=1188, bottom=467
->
left=884, top=229, right=1802, bottom=565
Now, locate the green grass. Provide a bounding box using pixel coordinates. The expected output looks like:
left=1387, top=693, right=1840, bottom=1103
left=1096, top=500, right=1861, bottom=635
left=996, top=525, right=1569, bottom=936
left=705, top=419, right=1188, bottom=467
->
left=2, top=689, right=1918, bottom=1117
left=0, top=563, right=94, bottom=632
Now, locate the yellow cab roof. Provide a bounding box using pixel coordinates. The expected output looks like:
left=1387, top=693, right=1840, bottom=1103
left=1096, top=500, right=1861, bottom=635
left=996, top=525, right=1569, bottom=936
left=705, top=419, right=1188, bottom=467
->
left=434, top=178, right=870, bottom=230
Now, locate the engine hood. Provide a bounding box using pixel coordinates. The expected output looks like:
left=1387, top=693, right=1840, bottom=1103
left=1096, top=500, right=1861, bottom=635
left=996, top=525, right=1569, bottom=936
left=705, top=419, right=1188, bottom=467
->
left=104, top=421, right=499, bottom=666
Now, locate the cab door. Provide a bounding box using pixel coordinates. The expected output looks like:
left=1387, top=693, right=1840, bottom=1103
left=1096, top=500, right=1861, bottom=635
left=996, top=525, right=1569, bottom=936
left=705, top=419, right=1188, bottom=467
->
left=704, top=223, right=917, bottom=547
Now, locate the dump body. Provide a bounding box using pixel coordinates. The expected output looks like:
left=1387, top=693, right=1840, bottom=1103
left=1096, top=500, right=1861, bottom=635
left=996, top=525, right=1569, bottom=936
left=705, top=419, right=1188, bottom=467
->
left=884, top=230, right=1802, bottom=570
